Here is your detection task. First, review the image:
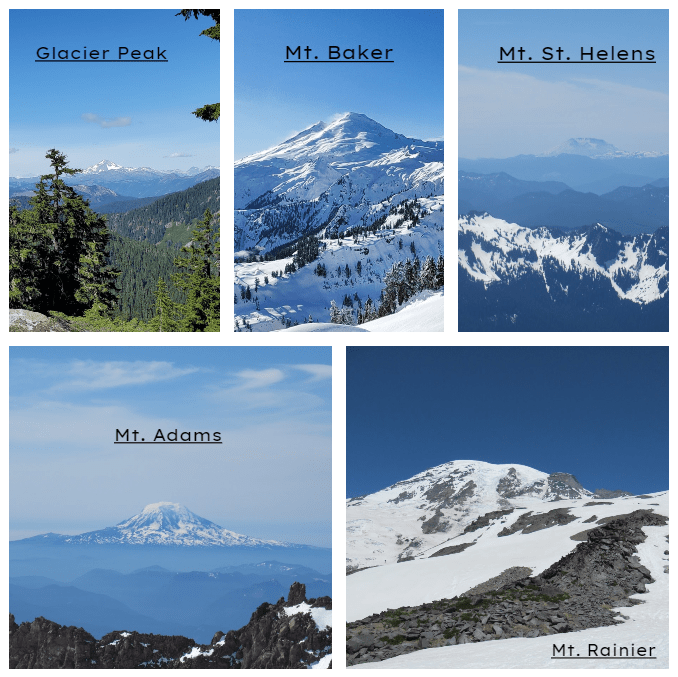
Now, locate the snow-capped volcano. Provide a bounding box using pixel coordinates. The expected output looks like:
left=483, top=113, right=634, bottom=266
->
left=347, top=460, right=608, bottom=570
left=541, top=138, right=666, bottom=159
left=234, top=112, right=444, bottom=330
left=235, top=112, right=443, bottom=215
left=19, top=502, right=290, bottom=548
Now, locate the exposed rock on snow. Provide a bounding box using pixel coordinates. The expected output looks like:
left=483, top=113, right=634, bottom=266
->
left=346, top=510, right=667, bottom=666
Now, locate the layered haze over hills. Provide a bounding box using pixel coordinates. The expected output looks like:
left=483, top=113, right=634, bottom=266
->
left=457, top=140, right=669, bottom=331
left=234, top=112, right=444, bottom=330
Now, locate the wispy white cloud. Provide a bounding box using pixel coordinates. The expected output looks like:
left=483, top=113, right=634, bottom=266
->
left=9, top=147, right=19, bottom=154
left=165, top=152, right=193, bottom=158
left=292, top=364, right=332, bottom=381
left=81, top=113, right=132, bottom=128
left=54, top=360, right=198, bottom=390
left=235, top=368, right=286, bottom=389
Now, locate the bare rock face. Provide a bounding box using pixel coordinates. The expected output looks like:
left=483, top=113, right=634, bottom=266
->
left=9, top=583, right=332, bottom=669
left=9, top=310, right=72, bottom=332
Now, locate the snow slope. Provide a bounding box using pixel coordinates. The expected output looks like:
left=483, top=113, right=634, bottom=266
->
left=349, top=493, right=668, bottom=668
left=235, top=205, right=443, bottom=329
left=234, top=112, right=443, bottom=330
left=347, top=491, right=667, bottom=622
left=459, top=213, right=668, bottom=305
left=347, top=460, right=593, bottom=571
left=275, top=290, right=443, bottom=332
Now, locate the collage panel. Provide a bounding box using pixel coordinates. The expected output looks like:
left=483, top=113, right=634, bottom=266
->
left=458, top=9, right=668, bottom=332
left=9, top=347, right=332, bottom=668
left=234, top=9, right=444, bottom=333
left=9, top=9, right=220, bottom=333
left=346, top=346, right=668, bottom=668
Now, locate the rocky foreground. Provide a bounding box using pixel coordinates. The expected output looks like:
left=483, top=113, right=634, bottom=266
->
left=347, top=510, right=667, bottom=665
left=10, top=583, right=331, bottom=669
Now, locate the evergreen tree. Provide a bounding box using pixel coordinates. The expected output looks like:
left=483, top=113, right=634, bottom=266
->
left=177, top=10, right=220, bottom=122
left=172, top=208, right=220, bottom=331
left=9, top=149, right=119, bottom=315
left=436, top=254, right=445, bottom=288
left=329, top=299, right=341, bottom=323
left=148, top=277, right=180, bottom=332
left=421, top=255, right=437, bottom=290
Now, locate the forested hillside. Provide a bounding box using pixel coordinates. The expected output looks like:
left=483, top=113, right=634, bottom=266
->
left=106, top=177, right=220, bottom=243
left=10, top=150, right=220, bottom=331
left=107, top=234, right=185, bottom=321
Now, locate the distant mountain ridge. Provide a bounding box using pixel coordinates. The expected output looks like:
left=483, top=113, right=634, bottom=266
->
left=459, top=141, right=668, bottom=195
left=458, top=171, right=668, bottom=235
left=458, top=213, right=668, bottom=331
left=10, top=160, right=220, bottom=199
left=14, top=502, right=295, bottom=548
left=540, top=137, right=666, bottom=159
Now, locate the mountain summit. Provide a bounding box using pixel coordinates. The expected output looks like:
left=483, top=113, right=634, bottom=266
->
left=15, top=502, right=290, bottom=548
left=346, top=460, right=615, bottom=569
left=541, top=138, right=666, bottom=159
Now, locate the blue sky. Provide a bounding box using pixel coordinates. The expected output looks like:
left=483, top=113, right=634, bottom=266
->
left=10, top=9, right=219, bottom=176
left=346, top=347, right=668, bottom=498
left=10, top=347, right=331, bottom=547
left=459, top=9, right=668, bottom=158
left=235, top=9, right=443, bottom=159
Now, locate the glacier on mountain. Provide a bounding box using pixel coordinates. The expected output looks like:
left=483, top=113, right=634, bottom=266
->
left=234, top=112, right=444, bottom=329
left=15, top=502, right=291, bottom=548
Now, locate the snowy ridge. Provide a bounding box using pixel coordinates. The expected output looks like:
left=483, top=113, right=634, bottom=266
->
left=347, top=490, right=668, bottom=668
left=459, top=213, right=668, bottom=305
left=24, top=502, right=292, bottom=548
left=347, top=460, right=596, bottom=570
left=82, top=160, right=219, bottom=177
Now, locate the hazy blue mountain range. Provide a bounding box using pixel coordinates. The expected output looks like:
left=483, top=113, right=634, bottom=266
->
left=459, top=171, right=668, bottom=235
left=459, top=141, right=668, bottom=195
left=10, top=159, right=220, bottom=199
left=10, top=561, right=331, bottom=644
left=10, top=503, right=331, bottom=643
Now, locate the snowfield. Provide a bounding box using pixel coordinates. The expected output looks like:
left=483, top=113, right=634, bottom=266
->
left=459, top=213, right=668, bottom=305
left=347, top=491, right=667, bottom=622
left=346, top=459, right=668, bottom=670
left=277, top=290, right=443, bottom=332
left=350, top=518, right=668, bottom=668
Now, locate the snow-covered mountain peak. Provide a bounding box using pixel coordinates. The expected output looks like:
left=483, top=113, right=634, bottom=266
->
left=84, top=159, right=124, bottom=173
left=12, top=503, right=295, bottom=548
left=543, top=138, right=619, bottom=157
left=347, top=460, right=602, bottom=569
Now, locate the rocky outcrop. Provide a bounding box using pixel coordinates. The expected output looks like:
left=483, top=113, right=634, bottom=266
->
left=497, top=508, right=577, bottom=536
left=346, top=510, right=667, bottom=666
left=9, top=310, right=74, bottom=332
left=429, top=542, right=475, bottom=558
left=594, top=489, right=632, bottom=499
left=462, top=509, right=514, bottom=534
left=10, top=583, right=332, bottom=669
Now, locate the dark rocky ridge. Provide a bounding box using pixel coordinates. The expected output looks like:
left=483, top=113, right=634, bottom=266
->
left=498, top=508, right=578, bottom=536
left=10, top=583, right=331, bottom=669
left=346, top=510, right=667, bottom=665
